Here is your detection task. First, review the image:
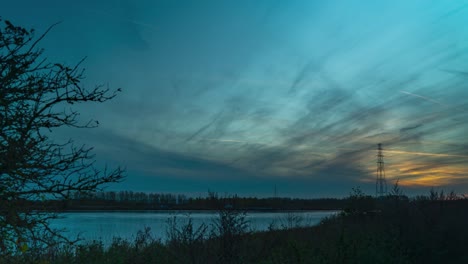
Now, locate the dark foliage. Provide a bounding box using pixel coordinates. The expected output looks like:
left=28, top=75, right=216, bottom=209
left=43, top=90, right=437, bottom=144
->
left=31, top=190, right=345, bottom=211
left=0, top=18, right=123, bottom=255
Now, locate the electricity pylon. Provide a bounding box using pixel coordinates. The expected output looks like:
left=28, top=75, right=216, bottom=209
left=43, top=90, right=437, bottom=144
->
left=376, top=143, right=387, bottom=197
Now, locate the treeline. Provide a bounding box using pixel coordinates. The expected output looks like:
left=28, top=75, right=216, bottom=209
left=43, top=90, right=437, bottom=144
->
left=37, top=190, right=345, bottom=211
left=7, top=187, right=467, bottom=212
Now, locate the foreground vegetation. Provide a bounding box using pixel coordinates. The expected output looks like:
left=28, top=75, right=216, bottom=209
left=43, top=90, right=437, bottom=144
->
left=2, top=187, right=468, bottom=264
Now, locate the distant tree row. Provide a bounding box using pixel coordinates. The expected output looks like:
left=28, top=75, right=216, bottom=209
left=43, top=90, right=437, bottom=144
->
left=71, top=190, right=188, bottom=205
left=57, top=190, right=345, bottom=211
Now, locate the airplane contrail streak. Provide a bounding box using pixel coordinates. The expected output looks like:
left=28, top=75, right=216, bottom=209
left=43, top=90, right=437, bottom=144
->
left=400, top=90, right=444, bottom=106
left=201, top=138, right=253, bottom=144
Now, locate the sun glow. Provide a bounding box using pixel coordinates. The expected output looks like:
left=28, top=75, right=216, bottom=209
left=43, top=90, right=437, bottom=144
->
left=363, top=159, right=467, bottom=187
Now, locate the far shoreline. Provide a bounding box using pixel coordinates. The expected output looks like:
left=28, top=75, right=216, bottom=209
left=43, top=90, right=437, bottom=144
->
left=55, top=208, right=342, bottom=213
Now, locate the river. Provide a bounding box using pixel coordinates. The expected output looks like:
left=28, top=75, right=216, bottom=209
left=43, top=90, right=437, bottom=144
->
left=50, top=210, right=338, bottom=245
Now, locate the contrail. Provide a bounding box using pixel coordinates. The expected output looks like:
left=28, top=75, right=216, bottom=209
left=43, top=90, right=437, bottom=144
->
left=204, top=139, right=250, bottom=144
left=400, top=90, right=444, bottom=106
left=201, top=138, right=273, bottom=146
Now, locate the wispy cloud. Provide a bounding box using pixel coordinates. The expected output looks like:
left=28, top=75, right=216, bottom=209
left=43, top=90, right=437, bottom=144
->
left=13, top=0, right=468, bottom=195
left=385, top=149, right=468, bottom=159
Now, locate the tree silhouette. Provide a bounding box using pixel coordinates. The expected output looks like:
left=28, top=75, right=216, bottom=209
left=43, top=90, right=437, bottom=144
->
left=0, top=18, right=124, bottom=253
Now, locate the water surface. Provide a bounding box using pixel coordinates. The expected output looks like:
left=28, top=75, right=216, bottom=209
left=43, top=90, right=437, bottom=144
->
left=51, top=211, right=338, bottom=245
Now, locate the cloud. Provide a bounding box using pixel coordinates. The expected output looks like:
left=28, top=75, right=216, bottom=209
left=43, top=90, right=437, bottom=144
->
left=82, top=129, right=261, bottom=182
left=8, top=0, right=468, bottom=195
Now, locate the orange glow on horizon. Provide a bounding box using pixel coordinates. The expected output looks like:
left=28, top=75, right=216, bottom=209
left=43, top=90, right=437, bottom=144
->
left=362, top=159, right=467, bottom=187
left=384, top=149, right=468, bottom=159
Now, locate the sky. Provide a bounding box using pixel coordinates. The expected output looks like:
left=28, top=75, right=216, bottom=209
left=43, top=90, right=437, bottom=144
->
left=3, top=0, right=468, bottom=197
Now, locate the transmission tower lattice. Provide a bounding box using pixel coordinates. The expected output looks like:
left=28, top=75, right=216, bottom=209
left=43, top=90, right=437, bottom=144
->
left=376, top=143, right=387, bottom=197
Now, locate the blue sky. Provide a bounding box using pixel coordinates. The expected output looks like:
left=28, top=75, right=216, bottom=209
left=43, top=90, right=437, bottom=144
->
left=4, top=0, right=468, bottom=197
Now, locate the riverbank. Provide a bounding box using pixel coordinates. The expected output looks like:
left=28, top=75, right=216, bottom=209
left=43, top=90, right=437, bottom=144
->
left=4, top=191, right=468, bottom=263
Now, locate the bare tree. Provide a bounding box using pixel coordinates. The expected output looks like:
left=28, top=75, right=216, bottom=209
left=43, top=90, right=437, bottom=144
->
left=0, top=18, right=124, bottom=253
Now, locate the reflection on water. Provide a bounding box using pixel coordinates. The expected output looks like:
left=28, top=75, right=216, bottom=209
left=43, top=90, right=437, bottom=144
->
left=50, top=211, right=338, bottom=245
